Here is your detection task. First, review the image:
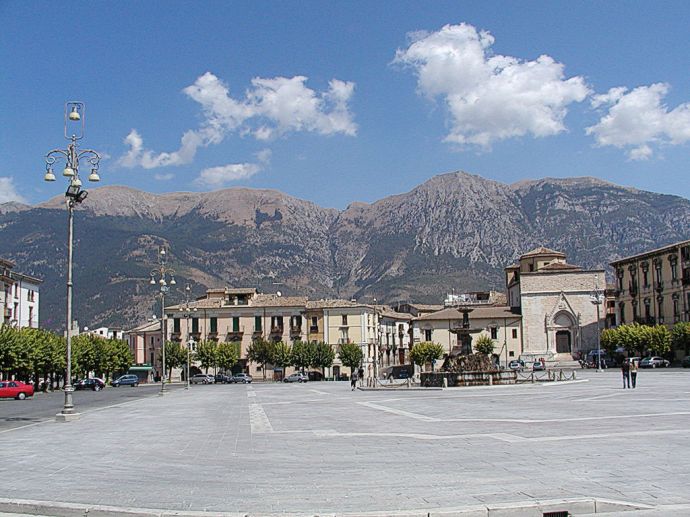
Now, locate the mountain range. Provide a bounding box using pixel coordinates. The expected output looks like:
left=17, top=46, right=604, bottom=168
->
left=1, top=171, right=689, bottom=331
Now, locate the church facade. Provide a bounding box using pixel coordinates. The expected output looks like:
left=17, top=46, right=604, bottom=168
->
left=506, top=247, right=604, bottom=363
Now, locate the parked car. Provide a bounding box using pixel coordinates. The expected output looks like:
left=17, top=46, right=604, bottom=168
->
left=75, top=378, right=106, bottom=391
left=682, top=356, right=690, bottom=368
left=0, top=380, right=35, bottom=400
left=532, top=361, right=545, bottom=372
left=284, top=372, right=308, bottom=383
left=214, top=374, right=232, bottom=384
left=111, top=374, right=139, bottom=387
left=191, top=373, right=214, bottom=384
left=640, top=356, right=670, bottom=368
left=231, top=373, right=253, bottom=384
left=508, top=360, right=525, bottom=371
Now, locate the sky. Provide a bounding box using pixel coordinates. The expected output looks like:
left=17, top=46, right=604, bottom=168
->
left=1, top=1, right=689, bottom=208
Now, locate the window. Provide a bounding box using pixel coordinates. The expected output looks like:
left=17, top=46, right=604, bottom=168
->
left=673, top=298, right=680, bottom=320
left=644, top=299, right=651, bottom=320
left=150, top=336, right=154, bottom=346
left=642, top=268, right=649, bottom=288
left=341, top=314, right=348, bottom=326
left=192, top=317, right=199, bottom=334
left=619, top=302, right=625, bottom=324
left=512, top=329, right=518, bottom=339
left=255, top=316, right=262, bottom=332
left=424, top=329, right=432, bottom=341
left=173, top=318, right=180, bottom=333
left=670, top=258, right=678, bottom=281
left=616, top=270, right=624, bottom=290
left=231, top=317, right=238, bottom=332
left=654, top=261, right=663, bottom=284
left=211, top=317, right=218, bottom=333
left=509, top=351, right=515, bottom=357
left=657, top=297, right=664, bottom=324
left=28, top=306, right=33, bottom=327
left=490, top=327, right=498, bottom=339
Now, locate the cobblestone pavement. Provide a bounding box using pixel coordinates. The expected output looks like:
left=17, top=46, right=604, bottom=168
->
left=0, top=369, right=688, bottom=515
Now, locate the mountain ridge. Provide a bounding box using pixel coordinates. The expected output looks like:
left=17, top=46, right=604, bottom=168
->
left=1, top=171, right=688, bottom=331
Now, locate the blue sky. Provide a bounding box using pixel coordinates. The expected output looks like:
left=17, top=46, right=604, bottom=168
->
left=2, top=1, right=689, bottom=208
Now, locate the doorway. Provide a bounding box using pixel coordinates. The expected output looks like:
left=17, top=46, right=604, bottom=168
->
left=555, top=330, right=571, bottom=353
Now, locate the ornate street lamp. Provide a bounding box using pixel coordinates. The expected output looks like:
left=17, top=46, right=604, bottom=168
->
left=44, top=102, right=101, bottom=422
left=179, top=283, right=197, bottom=390
left=150, top=246, right=175, bottom=393
left=590, top=275, right=605, bottom=373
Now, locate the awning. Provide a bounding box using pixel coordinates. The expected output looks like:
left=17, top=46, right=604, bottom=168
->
left=128, top=365, right=153, bottom=371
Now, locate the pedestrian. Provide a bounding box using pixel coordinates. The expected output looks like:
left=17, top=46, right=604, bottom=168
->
left=350, top=373, right=357, bottom=391
left=358, top=367, right=364, bottom=386
left=621, top=358, right=631, bottom=389
left=630, top=358, right=638, bottom=388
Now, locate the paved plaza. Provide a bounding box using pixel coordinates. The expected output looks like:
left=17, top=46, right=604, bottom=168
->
left=1, top=369, right=689, bottom=516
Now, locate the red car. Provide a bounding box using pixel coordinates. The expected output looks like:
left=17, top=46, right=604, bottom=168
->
left=0, top=380, right=35, bottom=400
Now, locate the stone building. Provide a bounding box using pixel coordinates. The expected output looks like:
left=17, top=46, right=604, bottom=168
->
left=506, top=247, right=604, bottom=363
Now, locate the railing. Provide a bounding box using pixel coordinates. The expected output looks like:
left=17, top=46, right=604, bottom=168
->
left=309, top=325, right=319, bottom=333
left=270, top=326, right=284, bottom=335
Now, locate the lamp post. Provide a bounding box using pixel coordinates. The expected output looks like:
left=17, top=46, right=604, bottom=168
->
left=44, top=102, right=101, bottom=422
left=179, top=283, right=197, bottom=390
left=590, top=275, right=604, bottom=373
left=150, top=246, right=175, bottom=393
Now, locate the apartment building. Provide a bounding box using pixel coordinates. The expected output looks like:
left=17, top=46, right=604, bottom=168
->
left=610, top=239, right=690, bottom=330
left=166, top=288, right=308, bottom=378
left=412, top=304, right=522, bottom=367
left=0, top=258, right=42, bottom=329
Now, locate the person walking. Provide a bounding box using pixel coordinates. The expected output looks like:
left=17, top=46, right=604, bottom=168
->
left=350, top=372, right=357, bottom=391
left=630, top=358, right=638, bottom=388
left=621, top=358, right=631, bottom=389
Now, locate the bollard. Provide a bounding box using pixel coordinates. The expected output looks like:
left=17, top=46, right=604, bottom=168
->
left=443, top=377, right=448, bottom=388
left=488, top=374, right=493, bottom=386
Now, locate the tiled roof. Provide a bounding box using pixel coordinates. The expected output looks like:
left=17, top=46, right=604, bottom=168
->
left=538, top=262, right=582, bottom=271
left=251, top=294, right=308, bottom=307
left=126, top=320, right=161, bottom=333
left=520, top=246, right=566, bottom=258
left=416, top=305, right=520, bottom=321
left=610, top=238, right=690, bottom=266
left=306, top=299, right=373, bottom=309
left=379, top=307, right=412, bottom=320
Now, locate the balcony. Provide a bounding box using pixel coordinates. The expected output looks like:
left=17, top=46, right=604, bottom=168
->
left=290, top=326, right=302, bottom=337
left=655, top=281, right=664, bottom=292
left=337, top=338, right=351, bottom=345
left=170, top=332, right=181, bottom=342
left=633, top=316, right=656, bottom=326
left=190, top=332, right=201, bottom=341
left=270, top=326, right=284, bottom=336
left=226, top=331, right=243, bottom=342
left=252, top=329, right=263, bottom=338
left=207, top=332, right=219, bottom=341
left=309, top=325, right=319, bottom=333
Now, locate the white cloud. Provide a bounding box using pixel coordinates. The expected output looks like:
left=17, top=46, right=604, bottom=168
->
left=586, top=83, right=690, bottom=160
left=393, top=23, right=590, bottom=148
left=195, top=163, right=262, bottom=187
left=194, top=147, right=272, bottom=188
left=154, top=173, right=174, bottom=181
left=0, top=177, right=26, bottom=204
left=119, top=72, right=356, bottom=169
left=119, top=129, right=204, bottom=169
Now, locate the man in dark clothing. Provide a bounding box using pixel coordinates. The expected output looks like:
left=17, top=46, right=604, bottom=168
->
left=350, top=374, right=357, bottom=391
left=621, top=359, right=631, bottom=389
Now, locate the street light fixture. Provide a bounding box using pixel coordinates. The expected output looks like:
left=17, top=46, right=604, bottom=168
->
left=150, top=246, right=176, bottom=394
left=179, top=283, right=197, bottom=390
left=590, top=275, right=605, bottom=373
left=44, top=102, right=101, bottom=422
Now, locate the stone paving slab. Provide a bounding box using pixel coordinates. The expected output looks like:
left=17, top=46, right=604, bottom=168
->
left=0, top=369, right=689, bottom=515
